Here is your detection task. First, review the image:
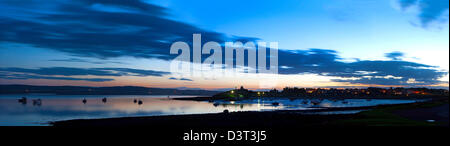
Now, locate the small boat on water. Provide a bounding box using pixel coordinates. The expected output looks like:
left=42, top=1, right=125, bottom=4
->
left=311, top=100, right=321, bottom=105
left=138, top=100, right=143, bottom=105
left=302, top=100, right=309, bottom=104
left=82, top=98, right=87, bottom=104
left=18, top=97, right=27, bottom=104
left=271, top=102, right=280, bottom=106
left=32, top=99, right=42, bottom=106
left=102, top=97, right=107, bottom=103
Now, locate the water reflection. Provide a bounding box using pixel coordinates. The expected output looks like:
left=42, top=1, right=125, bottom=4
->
left=0, top=95, right=269, bottom=126
left=213, top=98, right=425, bottom=109
left=0, top=95, right=424, bottom=126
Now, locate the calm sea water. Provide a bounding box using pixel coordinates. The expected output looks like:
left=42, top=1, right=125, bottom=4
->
left=0, top=95, right=424, bottom=126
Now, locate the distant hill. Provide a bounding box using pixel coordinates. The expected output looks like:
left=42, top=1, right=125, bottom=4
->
left=0, top=85, right=220, bottom=96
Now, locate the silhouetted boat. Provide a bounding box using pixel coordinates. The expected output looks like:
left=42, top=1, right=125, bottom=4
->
left=102, top=97, right=107, bottom=103
left=133, top=99, right=137, bottom=103
left=302, top=100, right=309, bottom=104
left=18, top=97, right=27, bottom=104
left=32, top=99, right=42, bottom=106
left=138, top=100, right=143, bottom=105
left=82, top=98, right=87, bottom=104
left=311, top=100, right=321, bottom=105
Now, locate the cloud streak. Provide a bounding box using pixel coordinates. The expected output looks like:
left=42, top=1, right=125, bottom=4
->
left=49, top=58, right=125, bottom=65
left=385, top=51, right=405, bottom=60
left=0, top=72, right=114, bottom=82
left=278, top=49, right=447, bottom=86
left=0, top=67, right=170, bottom=82
left=169, top=77, right=193, bottom=81
left=398, top=0, right=449, bottom=27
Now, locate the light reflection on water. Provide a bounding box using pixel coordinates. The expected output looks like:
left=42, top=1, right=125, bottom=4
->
left=218, top=98, right=426, bottom=109
left=0, top=95, right=424, bottom=126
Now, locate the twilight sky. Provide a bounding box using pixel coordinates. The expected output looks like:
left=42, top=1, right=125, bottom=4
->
left=0, top=0, right=448, bottom=90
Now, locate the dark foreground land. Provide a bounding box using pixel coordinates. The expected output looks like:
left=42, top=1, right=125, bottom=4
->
left=52, top=97, right=449, bottom=127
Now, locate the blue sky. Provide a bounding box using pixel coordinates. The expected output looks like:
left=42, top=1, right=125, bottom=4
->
left=155, top=0, right=449, bottom=60
left=0, top=0, right=448, bottom=89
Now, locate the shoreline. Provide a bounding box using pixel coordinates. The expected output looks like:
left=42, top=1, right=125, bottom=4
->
left=51, top=97, right=449, bottom=127
left=172, top=95, right=444, bottom=102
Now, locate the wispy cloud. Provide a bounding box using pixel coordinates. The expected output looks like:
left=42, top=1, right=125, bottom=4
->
left=278, top=49, right=447, bottom=86
left=0, top=72, right=114, bottom=82
left=0, top=67, right=170, bottom=82
left=398, top=0, right=449, bottom=27
left=49, top=58, right=125, bottom=65
left=385, top=51, right=405, bottom=60
left=169, top=77, right=193, bottom=81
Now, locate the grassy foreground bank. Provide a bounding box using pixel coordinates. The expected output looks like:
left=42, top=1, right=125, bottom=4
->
left=330, top=97, right=448, bottom=126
